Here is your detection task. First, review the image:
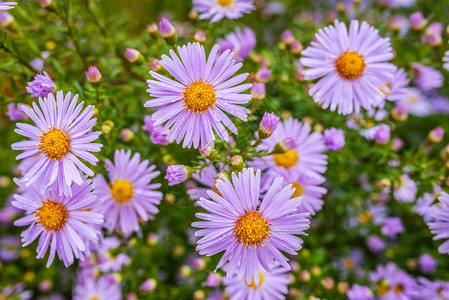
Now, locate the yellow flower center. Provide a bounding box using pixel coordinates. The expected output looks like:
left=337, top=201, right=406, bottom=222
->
left=407, top=95, right=418, bottom=103
left=290, top=182, right=303, bottom=198
left=218, top=0, right=233, bottom=6
left=89, top=297, right=100, bottom=300
left=272, top=150, right=298, bottom=169
left=38, top=127, right=70, bottom=160
left=245, top=271, right=264, bottom=289
left=34, top=200, right=68, bottom=232
left=335, top=51, right=366, bottom=80
left=342, top=257, right=354, bottom=269
left=183, top=81, right=217, bottom=113
left=234, top=211, right=270, bottom=248
left=111, top=179, right=134, bottom=204
left=377, top=280, right=390, bottom=296
left=358, top=210, right=373, bottom=225
left=393, top=284, right=404, bottom=294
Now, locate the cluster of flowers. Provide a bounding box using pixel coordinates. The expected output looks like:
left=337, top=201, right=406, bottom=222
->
left=3, top=0, right=449, bottom=299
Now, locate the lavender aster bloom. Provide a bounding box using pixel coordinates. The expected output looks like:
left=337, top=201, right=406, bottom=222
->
left=0, top=1, right=16, bottom=10
left=397, top=87, right=432, bottom=117
left=218, top=27, right=256, bottom=62
left=73, top=276, right=121, bottom=300
left=370, top=263, right=416, bottom=299
left=145, top=43, right=252, bottom=149
left=93, top=149, right=162, bottom=237
left=393, top=174, right=417, bottom=203
left=443, top=51, right=449, bottom=71
left=12, top=178, right=103, bottom=267
left=412, top=63, right=443, bottom=91
left=6, top=103, right=27, bottom=121
left=428, top=192, right=449, bottom=255
left=26, top=71, right=56, bottom=98
left=192, top=168, right=310, bottom=286
left=374, top=124, right=390, bottom=145
left=418, top=253, right=437, bottom=274
left=11, top=91, right=102, bottom=196
left=258, top=112, right=279, bottom=139
left=367, top=235, right=385, bottom=253
left=323, top=127, right=345, bottom=151
left=222, top=263, right=291, bottom=300
left=346, top=284, right=374, bottom=300
left=165, top=165, right=191, bottom=186
left=193, top=0, right=255, bottom=23
left=300, top=20, right=395, bottom=115
left=381, top=217, right=404, bottom=239
left=415, top=278, right=449, bottom=299
left=252, top=118, right=327, bottom=181
left=0, top=235, right=20, bottom=261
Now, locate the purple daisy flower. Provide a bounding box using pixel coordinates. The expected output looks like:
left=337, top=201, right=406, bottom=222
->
left=428, top=192, right=449, bottom=255
left=414, top=186, right=441, bottom=222
left=93, top=149, right=162, bottom=237
left=193, top=0, right=255, bottom=23
left=0, top=1, right=16, bottom=10
left=218, top=27, right=256, bottom=62
left=192, top=168, right=310, bottom=286
left=222, top=263, right=291, bottom=300
left=300, top=20, right=395, bottom=115
left=370, top=262, right=417, bottom=299
left=381, top=217, right=404, bottom=239
left=12, top=178, right=103, bottom=267
left=73, top=275, right=121, bottom=300
left=145, top=42, right=252, bottom=149
left=397, top=87, right=432, bottom=117
left=393, top=174, right=417, bottom=203
left=262, top=169, right=327, bottom=215
left=11, top=91, right=102, bottom=196
left=418, top=253, right=437, bottom=274
left=323, top=127, right=345, bottom=151
left=0, top=235, right=20, bottom=261
left=444, top=51, right=449, bottom=71
left=251, top=118, right=327, bottom=181
left=367, top=235, right=386, bottom=253
left=347, top=284, right=374, bottom=300
left=412, top=63, right=443, bottom=91
left=415, top=278, right=449, bottom=299
left=26, top=71, right=56, bottom=98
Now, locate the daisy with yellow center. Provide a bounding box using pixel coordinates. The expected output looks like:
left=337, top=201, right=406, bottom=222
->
left=193, top=168, right=310, bottom=287
left=94, top=149, right=162, bottom=237
left=301, top=19, right=395, bottom=114
left=12, top=91, right=102, bottom=196
left=146, top=42, right=252, bottom=148
left=12, top=178, right=103, bottom=267
left=192, top=0, right=255, bottom=23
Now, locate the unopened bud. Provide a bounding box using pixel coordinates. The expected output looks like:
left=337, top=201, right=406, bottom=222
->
left=230, top=155, right=244, bottom=172
left=194, top=30, right=206, bottom=43
left=428, top=127, right=444, bottom=143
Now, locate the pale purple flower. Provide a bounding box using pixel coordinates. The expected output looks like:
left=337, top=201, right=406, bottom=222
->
left=374, top=124, right=390, bottom=145
left=414, top=187, right=440, bottom=222
left=346, top=284, right=374, bottom=300
left=412, top=63, right=443, bottom=91
left=251, top=118, right=327, bottom=181
left=11, top=91, right=102, bottom=196
left=6, top=103, right=27, bottom=121
left=323, top=127, right=345, bottom=151
left=0, top=1, right=16, bottom=10
left=255, top=66, right=271, bottom=83
left=145, top=43, right=252, bottom=149
left=93, top=149, right=162, bottom=237
left=205, top=272, right=221, bottom=287
left=139, top=279, right=157, bottom=292
left=428, top=192, right=449, bottom=255
left=415, top=278, right=449, bottom=300
left=0, top=11, right=13, bottom=27
left=218, top=27, right=256, bottom=62
left=394, top=174, right=417, bottom=203
left=443, top=51, right=449, bottom=71
left=222, top=263, right=291, bottom=300
left=193, top=0, right=255, bottom=23
left=281, top=30, right=295, bottom=45
left=12, top=178, right=103, bottom=267
left=73, top=275, right=121, bottom=300
left=150, top=126, right=169, bottom=145
left=30, top=58, right=44, bottom=72
left=370, top=263, right=416, bottom=299
left=26, top=71, right=56, bottom=98
left=397, top=88, right=432, bottom=117
left=418, top=253, right=437, bottom=274
left=367, top=235, right=385, bottom=253
left=250, top=82, right=266, bottom=100
left=192, top=168, right=310, bottom=286
left=98, top=252, right=131, bottom=272
left=0, top=235, right=20, bottom=261
left=300, top=20, right=395, bottom=115
left=165, top=165, right=190, bottom=186
left=381, top=217, right=404, bottom=239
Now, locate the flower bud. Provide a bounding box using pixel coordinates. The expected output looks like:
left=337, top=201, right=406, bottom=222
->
left=199, top=144, right=217, bottom=159
left=180, top=265, right=191, bottom=277
left=85, top=65, right=102, bottom=83
left=140, top=279, right=157, bottom=292
left=124, top=48, right=142, bottom=63
left=230, top=155, right=244, bottom=172
left=281, top=30, right=295, bottom=45
left=0, top=12, right=14, bottom=27
left=193, top=290, right=205, bottom=300
left=120, top=128, right=134, bottom=142
left=39, top=0, right=52, bottom=8
left=159, top=17, right=177, bottom=45
left=429, top=127, right=444, bottom=143
left=290, top=40, right=303, bottom=55
left=165, top=165, right=192, bottom=186
left=409, top=12, right=427, bottom=30
left=193, top=258, right=205, bottom=271
left=259, top=112, right=280, bottom=139
left=147, top=23, right=158, bottom=35
left=149, top=58, right=162, bottom=72
left=188, top=9, right=198, bottom=19
left=255, top=67, right=271, bottom=83
left=337, top=282, right=349, bottom=294
left=374, top=125, right=390, bottom=145
left=323, top=128, right=345, bottom=151
left=250, top=82, right=266, bottom=101
left=311, top=265, right=321, bottom=276
left=147, top=232, right=158, bottom=245
left=391, top=105, right=408, bottom=121
left=274, top=136, right=297, bottom=153
left=299, top=270, right=311, bottom=282
left=194, top=30, right=206, bottom=43
left=321, top=277, right=335, bottom=290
